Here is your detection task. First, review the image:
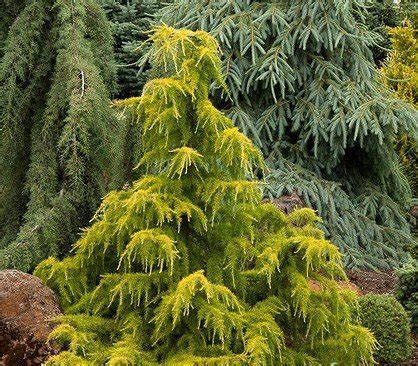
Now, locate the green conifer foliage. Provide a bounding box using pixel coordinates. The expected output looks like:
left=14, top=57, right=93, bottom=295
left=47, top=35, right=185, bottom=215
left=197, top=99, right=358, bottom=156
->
left=362, top=0, right=402, bottom=66
left=382, top=20, right=418, bottom=196
left=0, top=0, right=26, bottom=58
left=98, top=0, right=163, bottom=98
left=400, top=0, right=418, bottom=25
left=0, top=0, right=127, bottom=272
left=35, top=26, right=375, bottom=365
left=382, top=19, right=417, bottom=105
left=159, top=0, right=418, bottom=269
left=96, top=0, right=165, bottom=182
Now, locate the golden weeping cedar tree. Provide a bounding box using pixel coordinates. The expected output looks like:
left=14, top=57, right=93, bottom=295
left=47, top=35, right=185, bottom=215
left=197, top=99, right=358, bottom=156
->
left=35, top=26, right=375, bottom=365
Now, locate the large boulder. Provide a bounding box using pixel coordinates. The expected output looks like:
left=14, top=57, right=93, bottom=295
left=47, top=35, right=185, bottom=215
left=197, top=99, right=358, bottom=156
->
left=0, top=269, right=61, bottom=365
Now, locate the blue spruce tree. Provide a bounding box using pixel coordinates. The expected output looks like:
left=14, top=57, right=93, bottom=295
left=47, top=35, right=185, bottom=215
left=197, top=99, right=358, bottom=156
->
left=159, top=0, right=418, bottom=269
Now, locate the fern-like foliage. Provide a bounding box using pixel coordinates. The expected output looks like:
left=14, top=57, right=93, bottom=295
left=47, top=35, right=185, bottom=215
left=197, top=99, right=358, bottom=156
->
left=159, top=0, right=418, bottom=269
left=36, top=26, right=375, bottom=365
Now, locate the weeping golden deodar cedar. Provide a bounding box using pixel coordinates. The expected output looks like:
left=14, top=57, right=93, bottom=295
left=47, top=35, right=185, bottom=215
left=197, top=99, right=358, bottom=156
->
left=35, top=26, right=376, bottom=365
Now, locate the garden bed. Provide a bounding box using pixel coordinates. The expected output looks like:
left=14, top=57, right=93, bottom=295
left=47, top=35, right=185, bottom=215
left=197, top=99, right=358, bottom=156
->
left=347, top=269, right=397, bottom=295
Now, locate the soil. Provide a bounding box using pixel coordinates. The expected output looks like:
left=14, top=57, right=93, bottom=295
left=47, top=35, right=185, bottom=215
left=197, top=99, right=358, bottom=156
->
left=346, top=269, right=398, bottom=295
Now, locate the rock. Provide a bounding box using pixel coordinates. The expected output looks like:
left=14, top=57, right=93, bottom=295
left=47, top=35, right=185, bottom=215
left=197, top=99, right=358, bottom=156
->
left=263, top=193, right=306, bottom=214
left=0, top=269, right=61, bottom=365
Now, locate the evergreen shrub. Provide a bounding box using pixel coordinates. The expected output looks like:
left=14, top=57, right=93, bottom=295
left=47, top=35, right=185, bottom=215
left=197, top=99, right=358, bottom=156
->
left=396, top=249, right=418, bottom=333
left=359, top=294, right=412, bottom=364
left=35, top=26, right=376, bottom=365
